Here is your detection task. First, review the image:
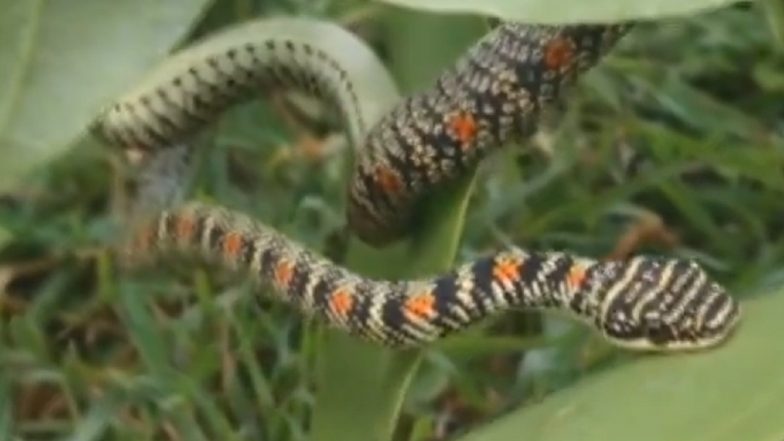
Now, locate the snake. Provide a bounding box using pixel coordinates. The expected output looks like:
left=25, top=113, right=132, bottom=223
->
left=90, top=17, right=740, bottom=351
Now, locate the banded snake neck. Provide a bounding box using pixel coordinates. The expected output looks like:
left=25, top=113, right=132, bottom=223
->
left=90, top=17, right=741, bottom=351
left=130, top=202, right=739, bottom=350
left=348, top=23, right=631, bottom=244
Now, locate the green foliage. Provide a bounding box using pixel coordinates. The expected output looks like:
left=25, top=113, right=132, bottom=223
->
left=372, top=0, right=750, bottom=23
left=460, top=291, right=784, bottom=441
left=0, top=1, right=783, bottom=441
left=0, top=0, right=213, bottom=190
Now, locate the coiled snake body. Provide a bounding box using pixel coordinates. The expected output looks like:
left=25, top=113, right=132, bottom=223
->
left=91, top=17, right=740, bottom=350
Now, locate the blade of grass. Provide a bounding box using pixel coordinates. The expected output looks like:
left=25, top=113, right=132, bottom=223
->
left=0, top=374, right=12, bottom=439
left=64, top=388, right=125, bottom=441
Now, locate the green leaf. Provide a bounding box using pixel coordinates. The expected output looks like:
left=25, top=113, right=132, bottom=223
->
left=458, top=291, right=784, bottom=441
left=372, top=0, right=748, bottom=24
left=0, top=0, right=213, bottom=190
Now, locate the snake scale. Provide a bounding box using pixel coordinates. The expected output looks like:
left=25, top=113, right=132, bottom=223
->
left=90, top=17, right=740, bottom=350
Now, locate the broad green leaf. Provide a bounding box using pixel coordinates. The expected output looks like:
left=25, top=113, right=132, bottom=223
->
left=0, top=0, right=213, bottom=190
left=459, top=291, right=784, bottom=441
left=372, top=0, right=748, bottom=24
left=311, top=11, right=486, bottom=441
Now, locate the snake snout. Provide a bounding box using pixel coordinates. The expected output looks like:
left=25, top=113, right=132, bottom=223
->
left=695, top=282, right=741, bottom=341
left=600, top=258, right=741, bottom=351
left=645, top=265, right=740, bottom=350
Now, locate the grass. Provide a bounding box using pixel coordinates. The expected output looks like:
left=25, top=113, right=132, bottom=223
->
left=1, top=0, right=783, bottom=440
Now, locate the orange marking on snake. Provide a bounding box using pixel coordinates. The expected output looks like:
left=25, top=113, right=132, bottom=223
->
left=222, top=231, right=244, bottom=259
left=493, top=257, right=521, bottom=284
left=544, top=37, right=575, bottom=70
left=567, top=264, right=587, bottom=290
left=374, top=165, right=403, bottom=196
left=275, top=261, right=294, bottom=288
left=330, top=289, right=354, bottom=318
left=448, top=111, right=478, bottom=148
left=404, top=292, right=436, bottom=319
left=175, top=215, right=197, bottom=242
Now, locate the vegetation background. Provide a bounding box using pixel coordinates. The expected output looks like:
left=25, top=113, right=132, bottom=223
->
left=0, top=0, right=783, bottom=440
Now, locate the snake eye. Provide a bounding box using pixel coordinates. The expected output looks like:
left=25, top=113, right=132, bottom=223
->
left=643, top=315, right=674, bottom=346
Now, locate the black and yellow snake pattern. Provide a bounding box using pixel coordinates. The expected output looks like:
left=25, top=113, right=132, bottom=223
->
left=90, top=17, right=740, bottom=351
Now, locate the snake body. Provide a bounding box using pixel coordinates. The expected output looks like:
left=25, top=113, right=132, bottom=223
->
left=91, top=17, right=740, bottom=351
left=91, top=19, right=395, bottom=162
left=133, top=202, right=738, bottom=349
left=348, top=23, right=630, bottom=244
left=91, top=21, right=628, bottom=244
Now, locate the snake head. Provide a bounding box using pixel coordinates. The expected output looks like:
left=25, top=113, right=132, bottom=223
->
left=594, top=258, right=740, bottom=351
